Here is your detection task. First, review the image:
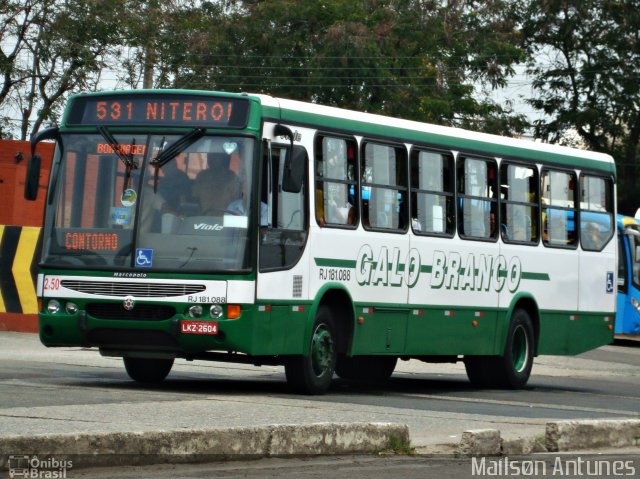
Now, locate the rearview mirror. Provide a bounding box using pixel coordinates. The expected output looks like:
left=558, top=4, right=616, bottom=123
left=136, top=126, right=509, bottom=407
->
left=273, top=124, right=304, bottom=193
left=24, top=127, right=58, bottom=201
left=283, top=147, right=306, bottom=193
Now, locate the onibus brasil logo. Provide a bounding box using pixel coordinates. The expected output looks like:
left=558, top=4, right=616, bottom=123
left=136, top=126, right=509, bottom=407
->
left=350, top=244, right=547, bottom=292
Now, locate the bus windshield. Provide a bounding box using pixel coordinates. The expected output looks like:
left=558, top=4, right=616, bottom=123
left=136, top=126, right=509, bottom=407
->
left=42, top=132, right=256, bottom=272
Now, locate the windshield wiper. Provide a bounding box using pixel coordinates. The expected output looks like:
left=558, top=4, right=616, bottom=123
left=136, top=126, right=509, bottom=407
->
left=150, top=127, right=206, bottom=192
left=97, top=126, right=138, bottom=193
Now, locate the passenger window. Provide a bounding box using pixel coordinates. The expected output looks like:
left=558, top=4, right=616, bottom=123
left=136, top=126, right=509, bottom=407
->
left=457, top=157, right=498, bottom=240
left=410, top=149, right=454, bottom=236
left=541, top=169, right=577, bottom=247
left=361, top=142, right=408, bottom=231
left=500, top=163, right=539, bottom=243
left=580, top=175, right=613, bottom=251
left=315, top=136, right=357, bottom=227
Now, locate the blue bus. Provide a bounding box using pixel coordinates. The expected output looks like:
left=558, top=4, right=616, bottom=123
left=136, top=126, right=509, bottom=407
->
left=616, top=214, right=640, bottom=339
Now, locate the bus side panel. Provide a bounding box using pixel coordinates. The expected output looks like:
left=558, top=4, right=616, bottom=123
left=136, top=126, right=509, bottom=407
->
left=536, top=238, right=616, bottom=354
left=249, top=305, right=308, bottom=355
left=503, top=245, right=579, bottom=355
left=349, top=309, right=408, bottom=354
left=406, top=237, right=500, bottom=356
left=310, top=227, right=410, bottom=355
left=404, top=307, right=499, bottom=355
left=578, top=242, right=616, bottom=316
left=537, top=311, right=614, bottom=355
left=536, top=311, right=572, bottom=354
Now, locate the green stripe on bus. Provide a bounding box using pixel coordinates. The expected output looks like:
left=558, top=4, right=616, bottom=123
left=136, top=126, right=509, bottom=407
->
left=314, top=258, right=357, bottom=268
left=521, top=272, right=551, bottom=281
left=315, top=258, right=548, bottom=281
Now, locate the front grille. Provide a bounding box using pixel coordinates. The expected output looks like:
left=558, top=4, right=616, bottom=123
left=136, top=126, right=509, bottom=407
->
left=61, top=280, right=206, bottom=297
left=86, top=303, right=176, bottom=321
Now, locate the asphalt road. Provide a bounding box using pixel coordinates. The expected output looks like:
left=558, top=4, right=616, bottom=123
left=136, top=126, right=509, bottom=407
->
left=0, top=332, right=639, bottom=449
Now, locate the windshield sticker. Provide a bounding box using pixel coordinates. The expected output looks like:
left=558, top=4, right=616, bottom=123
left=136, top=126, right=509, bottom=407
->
left=110, top=207, right=132, bottom=226
left=135, top=248, right=154, bottom=268
left=223, top=142, right=238, bottom=154
left=121, top=189, right=137, bottom=207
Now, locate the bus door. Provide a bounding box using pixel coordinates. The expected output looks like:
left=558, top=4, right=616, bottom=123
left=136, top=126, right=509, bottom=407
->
left=255, top=135, right=309, bottom=354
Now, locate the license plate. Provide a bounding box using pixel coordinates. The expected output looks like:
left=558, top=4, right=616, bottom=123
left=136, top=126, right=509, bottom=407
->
left=180, top=320, right=218, bottom=335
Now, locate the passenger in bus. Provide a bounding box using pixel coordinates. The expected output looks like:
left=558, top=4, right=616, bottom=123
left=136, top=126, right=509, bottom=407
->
left=158, top=159, right=191, bottom=215
left=315, top=187, right=355, bottom=226
left=192, top=167, right=241, bottom=215
left=206, top=151, right=232, bottom=171
left=582, top=223, right=603, bottom=250
left=227, top=177, right=269, bottom=226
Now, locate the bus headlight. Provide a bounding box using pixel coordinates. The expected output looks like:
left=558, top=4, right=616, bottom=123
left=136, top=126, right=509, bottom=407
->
left=188, top=305, right=203, bottom=318
left=47, top=300, right=61, bottom=314
left=65, top=302, right=78, bottom=314
left=209, top=304, right=224, bottom=319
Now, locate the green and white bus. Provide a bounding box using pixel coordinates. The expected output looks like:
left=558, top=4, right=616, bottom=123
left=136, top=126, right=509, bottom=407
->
left=25, top=90, right=617, bottom=394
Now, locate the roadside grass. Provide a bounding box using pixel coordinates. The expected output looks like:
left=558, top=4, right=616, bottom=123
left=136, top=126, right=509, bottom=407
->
left=377, top=435, right=416, bottom=455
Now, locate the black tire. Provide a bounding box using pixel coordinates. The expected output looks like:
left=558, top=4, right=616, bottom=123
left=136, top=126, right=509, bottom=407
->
left=123, top=357, right=174, bottom=384
left=285, top=305, right=337, bottom=395
left=464, top=308, right=534, bottom=389
left=335, top=355, right=397, bottom=382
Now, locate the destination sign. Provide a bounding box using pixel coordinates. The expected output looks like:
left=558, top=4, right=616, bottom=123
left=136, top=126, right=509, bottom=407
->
left=67, top=94, right=250, bottom=128
left=64, top=231, right=121, bottom=251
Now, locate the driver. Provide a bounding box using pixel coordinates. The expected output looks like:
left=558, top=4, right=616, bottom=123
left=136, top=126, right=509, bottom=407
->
left=192, top=167, right=240, bottom=215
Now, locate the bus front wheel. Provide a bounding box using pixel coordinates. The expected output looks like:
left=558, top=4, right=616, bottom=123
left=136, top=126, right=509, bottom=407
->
left=465, top=308, right=534, bottom=389
left=285, top=305, right=337, bottom=395
left=123, top=357, right=174, bottom=384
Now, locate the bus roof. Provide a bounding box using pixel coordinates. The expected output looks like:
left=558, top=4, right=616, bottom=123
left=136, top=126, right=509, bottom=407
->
left=253, top=94, right=615, bottom=175
left=59, top=89, right=616, bottom=175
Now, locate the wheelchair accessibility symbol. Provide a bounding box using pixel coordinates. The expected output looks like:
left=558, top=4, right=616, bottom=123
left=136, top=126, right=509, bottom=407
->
left=135, top=248, right=154, bottom=268
left=606, top=271, right=614, bottom=294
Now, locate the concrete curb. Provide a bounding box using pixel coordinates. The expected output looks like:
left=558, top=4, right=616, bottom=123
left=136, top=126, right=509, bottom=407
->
left=458, top=419, right=640, bottom=456
left=0, top=422, right=409, bottom=468
left=546, top=419, right=640, bottom=452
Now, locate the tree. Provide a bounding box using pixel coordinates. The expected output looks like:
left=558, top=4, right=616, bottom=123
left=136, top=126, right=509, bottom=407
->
left=0, top=0, right=530, bottom=139
left=117, top=0, right=201, bottom=90
left=521, top=0, right=640, bottom=215
left=0, top=0, right=50, bottom=137
left=169, top=0, right=528, bottom=135
left=0, top=0, right=128, bottom=140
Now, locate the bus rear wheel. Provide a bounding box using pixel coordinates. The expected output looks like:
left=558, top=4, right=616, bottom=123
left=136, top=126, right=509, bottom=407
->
left=123, top=357, right=174, bottom=384
left=335, top=355, right=397, bottom=382
left=285, top=305, right=337, bottom=395
left=465, top=308, right=534, bottom=389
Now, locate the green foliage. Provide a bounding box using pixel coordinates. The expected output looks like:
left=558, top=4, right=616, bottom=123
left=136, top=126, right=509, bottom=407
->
left=521, top=0, right=640, bottom=214
left=0, top=0, right=129, bottom=139
left=7, top=0, right=640, bottom=195
left=379, top=435, right=415, bottom=455
left=0, top=0, right=528, bottom=138
left=168, top=0, right=527, bottom=135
